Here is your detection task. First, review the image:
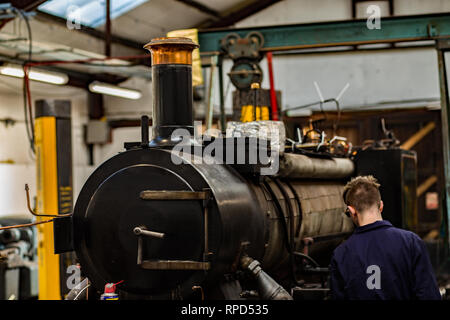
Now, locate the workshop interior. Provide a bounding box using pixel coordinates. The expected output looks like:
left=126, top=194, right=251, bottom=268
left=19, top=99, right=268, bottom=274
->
left=0, top=0, right=450, bottom=301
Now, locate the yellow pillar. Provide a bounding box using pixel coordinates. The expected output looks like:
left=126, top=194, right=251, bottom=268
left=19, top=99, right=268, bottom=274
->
left=35, top=116, right=61, bottom=300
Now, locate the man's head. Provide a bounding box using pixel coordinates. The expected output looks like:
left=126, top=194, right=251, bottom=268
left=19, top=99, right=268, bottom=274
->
left=343, top=175, right=383, bottom=226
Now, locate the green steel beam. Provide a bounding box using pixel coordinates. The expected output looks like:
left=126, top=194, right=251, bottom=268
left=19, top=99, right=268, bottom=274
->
left=198, top=13, right=450, bottom=53
left=437, top=40, right=450, bottom=251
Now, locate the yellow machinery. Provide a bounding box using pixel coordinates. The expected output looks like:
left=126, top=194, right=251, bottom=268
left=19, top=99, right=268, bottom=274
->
left=34, top=100, right=73, bottom=300
left=240, top=104, right=270, bottom=122
left=240, top=83, right=270, bottom=122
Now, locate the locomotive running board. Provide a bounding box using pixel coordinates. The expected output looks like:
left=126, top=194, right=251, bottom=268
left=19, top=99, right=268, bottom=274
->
left=140, top=190, right=210, bottom=201
left=140, top=260, right=211, bottom=270
left=136, top=189, right=212, bottom=271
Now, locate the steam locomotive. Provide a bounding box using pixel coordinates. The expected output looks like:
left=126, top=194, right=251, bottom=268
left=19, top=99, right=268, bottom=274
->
left=55, top=37, right=416, bottom=300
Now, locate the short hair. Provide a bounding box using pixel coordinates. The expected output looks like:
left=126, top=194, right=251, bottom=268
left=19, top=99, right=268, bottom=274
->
left=343, top=175, right=381, bottom=213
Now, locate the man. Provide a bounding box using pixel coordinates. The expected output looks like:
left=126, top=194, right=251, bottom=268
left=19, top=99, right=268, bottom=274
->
left=330, top=175, right=441, bottom=300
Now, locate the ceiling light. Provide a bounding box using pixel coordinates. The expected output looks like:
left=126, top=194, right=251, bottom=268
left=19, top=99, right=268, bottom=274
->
left=0, top=65, right=68, bottom=85
left=88, top=81, right=142, bottom=100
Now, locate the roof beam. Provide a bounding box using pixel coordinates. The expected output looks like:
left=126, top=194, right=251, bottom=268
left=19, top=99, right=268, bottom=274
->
left=198, top=13, right=450, bottom=53
left=9, top=0, right=47, bottom=11
left=199, top=0, right=282, bottom=28
left=174, top=0, right=221, bottom=19
left=35, top=11, right=146, bottom=51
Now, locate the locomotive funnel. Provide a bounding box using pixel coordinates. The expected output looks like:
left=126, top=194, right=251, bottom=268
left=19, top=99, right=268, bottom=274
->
left=144, top=37, right=199, bottom=146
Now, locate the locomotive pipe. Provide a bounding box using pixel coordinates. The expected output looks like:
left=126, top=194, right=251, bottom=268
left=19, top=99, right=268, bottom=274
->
left=241, top=256, right=293, bottom=300
left=141, top=115, right=149, bottom=148
left=278, top=153, right=354, bottom=179
left=144, top=37, right=199, bottom=146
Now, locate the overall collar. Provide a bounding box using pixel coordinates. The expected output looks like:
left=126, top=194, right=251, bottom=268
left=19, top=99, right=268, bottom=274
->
left=354, top=220, right=392, bottom=234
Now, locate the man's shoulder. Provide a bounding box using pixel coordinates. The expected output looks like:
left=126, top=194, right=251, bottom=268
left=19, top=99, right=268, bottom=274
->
left=384, top=225, right=421, bottom=242
left=358, top=221, right=420, bottom=242
left=332, top=224, right=421, bottom=258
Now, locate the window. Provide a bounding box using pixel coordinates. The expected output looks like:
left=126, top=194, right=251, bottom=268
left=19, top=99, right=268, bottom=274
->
left=38, top=0, right=149, bottom=28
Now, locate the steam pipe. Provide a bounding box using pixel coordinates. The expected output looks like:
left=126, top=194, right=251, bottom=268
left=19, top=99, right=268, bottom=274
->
left=241, top=256, right=293, bottom=300
left=140, top=115, right=149, bottom=148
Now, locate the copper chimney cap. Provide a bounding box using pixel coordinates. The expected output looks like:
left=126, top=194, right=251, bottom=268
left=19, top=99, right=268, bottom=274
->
left=144, top=37, right=199, bottom=65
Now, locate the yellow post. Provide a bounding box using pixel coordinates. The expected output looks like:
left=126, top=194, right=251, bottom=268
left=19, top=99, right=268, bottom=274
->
left=34, top=100, right=73, bottom=300
left=35, top=116, right=61, bottom=300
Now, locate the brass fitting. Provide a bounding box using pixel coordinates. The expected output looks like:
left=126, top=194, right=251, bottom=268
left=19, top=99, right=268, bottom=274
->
left=144, top=37, right=199, bottom=65
left=251, top=82, right=260, bottom=89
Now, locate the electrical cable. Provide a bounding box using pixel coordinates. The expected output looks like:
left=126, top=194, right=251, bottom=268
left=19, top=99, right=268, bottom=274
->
left=3, top=9, right=150, bottom=156
left=16, top=11, right=33, bottom=113
left=7, top=9, right=149, bottom=154
left=331, top=98, right=341, bottom=136
left=20, top=54, right=149, bottom=150
left=24, top=66, right=33, bottom=149
left=282, top=100, right=324, bottom=115
left=283, top=98, right=342, bottom=137
left=262, top=177, right=290, bottom=252
left=10, top=8, right=34, bottom=153
left=22, top=68, right=33, bottom=151
left=13, top=9, right=32, bottom=62
left=283, top=180, right=303, bottom=240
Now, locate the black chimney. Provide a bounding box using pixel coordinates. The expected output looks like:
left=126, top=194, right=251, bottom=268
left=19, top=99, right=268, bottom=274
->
left=144, top=37, right=199, bottom=147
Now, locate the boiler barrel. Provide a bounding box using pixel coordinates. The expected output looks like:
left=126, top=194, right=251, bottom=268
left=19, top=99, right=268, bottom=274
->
left=249, top=178, right=354, bottom=271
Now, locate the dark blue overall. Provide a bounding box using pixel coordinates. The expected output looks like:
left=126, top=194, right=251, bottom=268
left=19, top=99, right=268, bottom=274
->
left=330, top=220, right=441, bottom=300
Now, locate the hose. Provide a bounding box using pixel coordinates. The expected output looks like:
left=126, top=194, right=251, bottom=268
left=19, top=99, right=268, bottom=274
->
left=292, top=251, right=320, bottom=268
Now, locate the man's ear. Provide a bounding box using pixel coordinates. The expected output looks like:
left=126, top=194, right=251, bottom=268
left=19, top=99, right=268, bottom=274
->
left=379, top=200, right=384, bottom=213
left=348, top=205, right=357, bottom=216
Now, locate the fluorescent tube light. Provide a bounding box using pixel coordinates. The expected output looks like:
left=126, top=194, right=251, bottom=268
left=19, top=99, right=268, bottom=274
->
left=0, top=65, right=69, bottom=85
left=88, top=81, right=142, bottom=100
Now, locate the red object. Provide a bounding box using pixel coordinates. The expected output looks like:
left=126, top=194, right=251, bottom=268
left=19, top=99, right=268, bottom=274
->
left=104, top=283, right=116, bottom=294
left=104, top=280, right=124, bottom=293
left=266, top=52, right=279, bottom=121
